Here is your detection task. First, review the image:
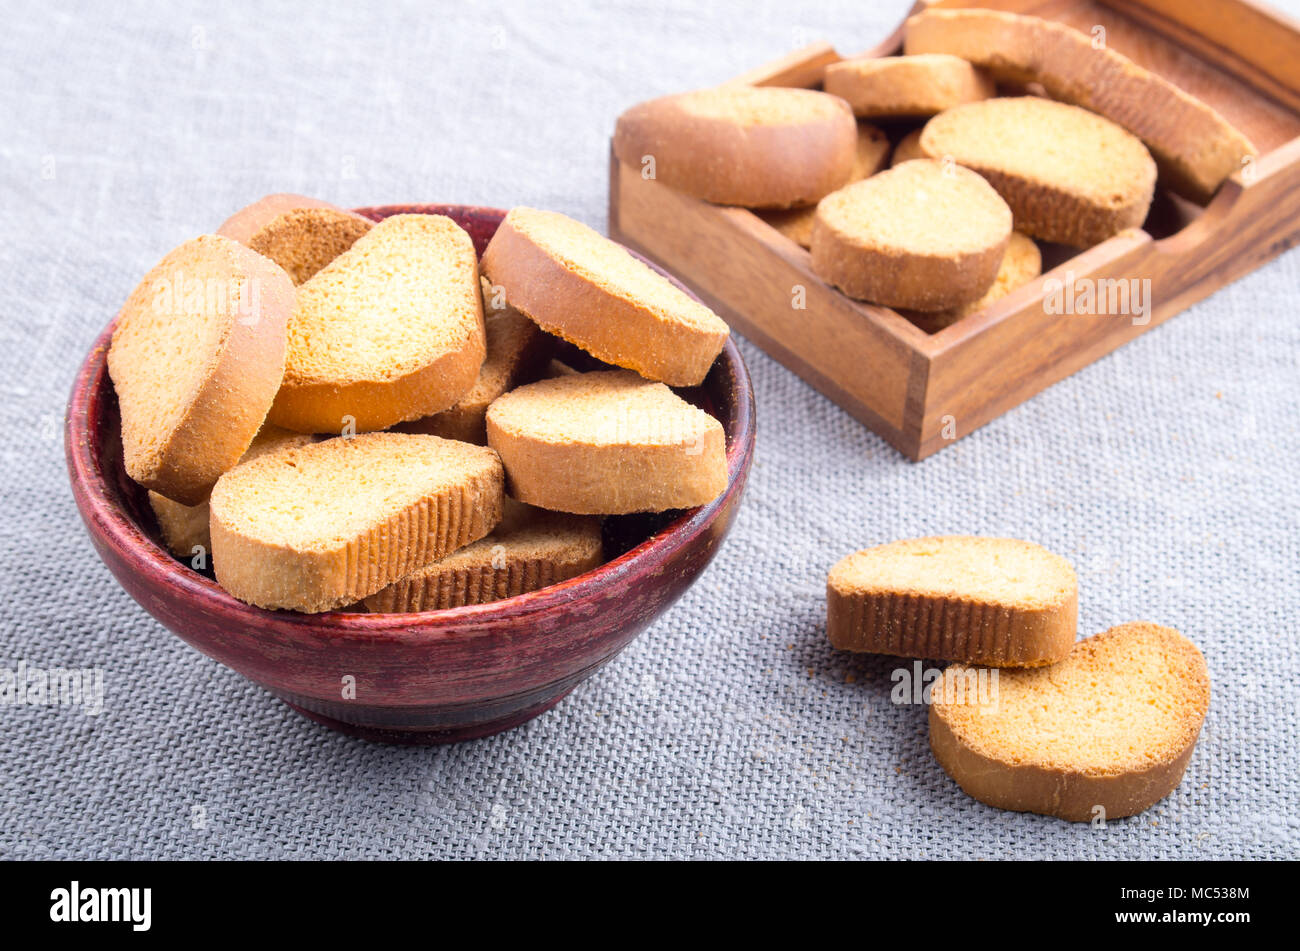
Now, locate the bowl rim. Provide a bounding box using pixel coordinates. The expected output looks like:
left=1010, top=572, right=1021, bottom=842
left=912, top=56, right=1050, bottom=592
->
left=66, top=203, right=755, bottom=646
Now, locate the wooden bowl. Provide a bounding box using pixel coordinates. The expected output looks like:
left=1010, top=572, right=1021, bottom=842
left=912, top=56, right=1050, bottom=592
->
left=65, top=204, right=755, bottom=744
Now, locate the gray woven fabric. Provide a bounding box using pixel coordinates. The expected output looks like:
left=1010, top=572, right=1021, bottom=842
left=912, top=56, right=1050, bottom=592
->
left=2, top=0, right=1297, bottom=860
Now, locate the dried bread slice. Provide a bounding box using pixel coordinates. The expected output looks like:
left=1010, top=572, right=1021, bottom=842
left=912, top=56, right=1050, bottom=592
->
left=929, top=622, right=1211, bottom=821
left=486, top=369, right=727, bottom=514
left=902, top=232, right=1042, bottom=332
left=918, top=97, right=1157, bottom=247
left=827, top=536, right=1077, bottom=667
left=480, top=207, right=728, bottom=387
left=364, top=499, right=603, bottom=612
left=824, top=53, right=995, bottom=118
left=107, top=234, right=294, bottom=505
left=267, top=213, right=486, bottom=434
left=613, top=85, right=858, bottom=208
left=244, top=208, right=373, bottom=285
left=217, top=193, right=374, bottom=285
left=904, top=8, right=1255, bottom=202
left=811, top=159, right=1012, bottom=310
left=396, top=279, right=553, bottom=444
left=890, top=128, right=926, bottom=167
left=209, top=432, right=504, bottom=613
left=148, top=425, right=315, bottom=559
left=758, top=122, right=890, bottom=249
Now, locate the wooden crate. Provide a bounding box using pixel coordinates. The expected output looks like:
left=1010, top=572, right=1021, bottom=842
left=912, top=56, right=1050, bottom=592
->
left=608, top=0, right=1300, bottom=459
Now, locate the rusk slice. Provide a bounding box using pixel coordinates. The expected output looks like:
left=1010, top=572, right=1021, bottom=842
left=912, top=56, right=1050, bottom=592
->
left=811, top=159, right=1012, bottom=310
left=148, top=425, right=315, bottom=559
left=486, top=369, right=727, bottom=515
left=824, top=53, right=995, bottom=118
left=759, top=122, right=890, bottom=249
left=209, top=432, right=504, bottom=613
left=918, top=97, right=1156, bottom=247
left=826, top=536, right=1077, bottom=667
left=217, top=193, right=374, bottom=285
left=613, top=85, right=857, bottom=208
left=398, top=280, right=553, bottom=444
left=890, top=128, right=926, bottom=167
left=364, top=500, right=603, bottom=612
left=107, top=234, right=293, bottom=505
left=480, top=207, right=728, bottom=387
left=902, top=232, right=1041, bottom=332
left=904, top=8, right=1255, bottom=202
left=268, top=213, right=486, bottom=434
left=245, top=208, right=373, bottom=285
left=929, top=622, right=1211, bottom=821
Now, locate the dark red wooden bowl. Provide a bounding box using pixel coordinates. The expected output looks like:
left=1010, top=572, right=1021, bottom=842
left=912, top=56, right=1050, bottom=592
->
left=65, top=204, right=754, bottom=744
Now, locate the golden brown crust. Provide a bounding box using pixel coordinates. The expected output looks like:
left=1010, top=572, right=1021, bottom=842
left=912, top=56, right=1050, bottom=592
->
left=613, top=85, right=858, bottom=208
left=485, top=370, right=728, bottom=515
left=810, top=160, right=1011, bottom=310
left=929, top=622, right=1211, bottom=821
left=917, top=97, right=1156, bottom=247
left=904, top=8, right=1255, bottom=202
left=902, top=232, right=1041, bottom=332
left=480, top=208, right=727, bottom=387
left=209, top=433, right=504, bottom=613
left=824, top=53, right=995, bottom=118
left=363, top=503, right=603, bottom=612
left=216, top=193, right=365, bottom=245
left=267, top=214, right=486, bottom=434
left=826, top=536, right=1077, bottom=667
left=108, top=235, right=294, bottom=505
left=245, top=208, right=374, bottom=285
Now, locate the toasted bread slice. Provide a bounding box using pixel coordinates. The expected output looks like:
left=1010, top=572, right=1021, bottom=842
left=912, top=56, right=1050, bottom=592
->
left=930, top=622, right=1211, bottom=821
left=364, top=499, right=603, bottom=612
left=918, top=97, right=1156, bottom=247
left=827, top=536, right=1077, bottom=667
left=904, top=8, right=1255, bottom=202
left=811, top=159, right=1012, bottom=310
left=614, top=84, right=858, bottom=208
left=902, top=232, right=1041, bottom=332
left=148, top=425, right=316, bottom=559
left=486, top=369, right=727, bottom=514
left=209, top=432, right=504, bottom=612
left=480, top=207, right=728, bottom=387
left=216, top=193, right=349, bottom=244
left=890, top=128, right=926, bottom=167
left=758, top=122, right=891, bottom=249
left=824, top=53, right=995, bottom=118
left=396, top=279, right=553, bottom=444
left=107, top=235, right=294, bottom=505
left=245, top=208, right=373, bottom=285
left=267, top=214, right=486, bottom=434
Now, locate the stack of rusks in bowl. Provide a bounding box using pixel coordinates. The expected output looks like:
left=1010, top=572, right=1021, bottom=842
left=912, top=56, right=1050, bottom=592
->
left=107, top=196, right=734, bottom=614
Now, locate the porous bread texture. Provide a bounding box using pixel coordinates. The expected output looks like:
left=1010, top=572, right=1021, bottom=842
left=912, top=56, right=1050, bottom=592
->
left=364, top=499, right=603, bottom=612
left=267, top=213, right=486, bottom=434
left=929, top=621, right=1211, bottom=821
left=902, top=232, right=1042, bottom=332
left=824, top=53, right=995, bottom=118
left=890, top=128, right=926, bottom=167
left=810, top=159, right=1012, bottom=310
left=215, top=193, right=349, bottom=245
left=904, top=8, right=1256, bottom=202
left=148, top=425, right=315, bottom=559
left=918, top=97, right=1157, bottom=247
left=397, top=279, right=554, bottom=444
left=209, top=432, right=504, bottom=613
left=759, top=122, right=891, bottom=249
left=480, top=207, right=728, bottom=387
left=613, top=84, right=858, bottom=208
left=486, top=369, right=728, bottom=515
left=245, top=208, right=374, bottom=285
left=826, top=536, right=1077, bottom=667
left=107, top=234, right=294, bottom=505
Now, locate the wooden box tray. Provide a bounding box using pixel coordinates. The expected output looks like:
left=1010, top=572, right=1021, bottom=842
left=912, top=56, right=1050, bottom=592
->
left=608, top=0, right=1300, bottom=459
